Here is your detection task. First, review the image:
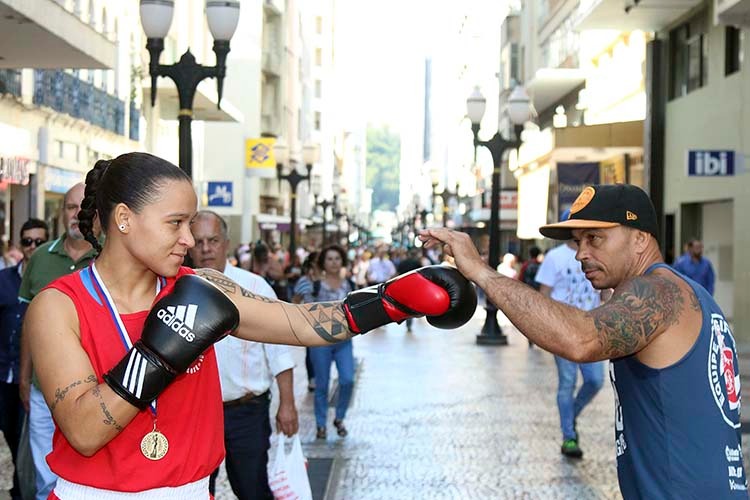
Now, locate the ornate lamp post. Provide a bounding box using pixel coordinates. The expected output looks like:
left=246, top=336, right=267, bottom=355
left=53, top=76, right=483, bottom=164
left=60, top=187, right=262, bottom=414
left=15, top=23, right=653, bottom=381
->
left=275, top=142, right=318, bottom=259
left=312, top=176, right=339, bottom=246
left=140, top=0, right=240, bottom=178
left=467, top=85, right=532, bottom=345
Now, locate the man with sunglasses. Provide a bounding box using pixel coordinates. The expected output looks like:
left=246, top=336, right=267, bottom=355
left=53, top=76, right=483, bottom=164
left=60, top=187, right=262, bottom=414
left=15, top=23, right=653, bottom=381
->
left=0, top=218, right=48, bottom=500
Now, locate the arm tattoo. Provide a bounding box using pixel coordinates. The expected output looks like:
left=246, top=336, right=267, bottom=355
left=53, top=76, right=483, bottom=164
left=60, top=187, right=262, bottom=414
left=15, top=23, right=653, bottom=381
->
left=91, top=385, right=123, bottom=432
left=49, top=374, right=97, bottom=412
left=197, top=268, right=353, bottom=342
left=195, top=268, right=275, bottom=303
left=588, top=275, right=683, bottom=359
left=298, top=302, right=355, bottom=342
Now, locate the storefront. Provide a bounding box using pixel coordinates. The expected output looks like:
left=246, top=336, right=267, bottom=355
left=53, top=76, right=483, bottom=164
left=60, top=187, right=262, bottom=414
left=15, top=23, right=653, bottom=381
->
left=513, top=121, right=644, bottom=243
left=0, top=156, right=34, bottom=245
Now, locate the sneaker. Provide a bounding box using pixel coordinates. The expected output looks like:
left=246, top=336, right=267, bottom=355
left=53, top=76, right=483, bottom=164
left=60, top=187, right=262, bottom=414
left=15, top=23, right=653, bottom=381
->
left=307, top=381, right=316, bottom=393
left=561, top=438, right=583, bottom=458
left=316, top=426, right=326, bottom=440
left=333, top=419, right=348, bottom=437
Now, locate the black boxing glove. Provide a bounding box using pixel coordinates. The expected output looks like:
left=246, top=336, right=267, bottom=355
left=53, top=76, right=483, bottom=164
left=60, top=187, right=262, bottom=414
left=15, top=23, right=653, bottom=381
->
left=342, top=265, right=477, bottom=334
left=104, top=274, right=239, bottom=409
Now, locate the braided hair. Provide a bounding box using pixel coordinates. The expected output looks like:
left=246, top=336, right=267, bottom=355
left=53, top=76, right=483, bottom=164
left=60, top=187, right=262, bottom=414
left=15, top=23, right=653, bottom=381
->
left=78, top=152, right=191, bottom=254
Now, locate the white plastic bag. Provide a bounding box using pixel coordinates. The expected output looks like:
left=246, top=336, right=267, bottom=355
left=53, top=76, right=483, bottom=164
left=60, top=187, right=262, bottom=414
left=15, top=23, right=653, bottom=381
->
left=268, top=434, right=313, bottom=500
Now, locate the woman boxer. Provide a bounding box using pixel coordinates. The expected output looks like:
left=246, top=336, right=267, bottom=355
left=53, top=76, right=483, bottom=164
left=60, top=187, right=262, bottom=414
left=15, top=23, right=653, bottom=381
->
left=24, top=152, right=475, bottom=498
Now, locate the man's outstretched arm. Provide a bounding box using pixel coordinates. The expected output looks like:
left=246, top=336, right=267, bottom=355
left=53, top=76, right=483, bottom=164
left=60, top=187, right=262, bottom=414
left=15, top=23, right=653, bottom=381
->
left=420, top=228, right=682, bottom=362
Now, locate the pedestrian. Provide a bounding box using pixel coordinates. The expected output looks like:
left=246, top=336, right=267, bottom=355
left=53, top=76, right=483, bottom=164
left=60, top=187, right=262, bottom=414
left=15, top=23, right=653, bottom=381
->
left=188, top=211, right=299, bottom=500
left=292, top=251, right=320, bottom=392
left=396, top=248, right=424, bottom=332
left=497, top=253, right=518, bottom=279
left=284, top=253, right=303, bottom=300
left=18, top=183, right=98, bottom=500
left=366, top=245, right=396, bottom=285
left=518, top=246, right=542, bottom=291
left=300, top=245, right=356, bottom=440
left=534, top=211, right=606, bottom=458
left=23, top=152, right=473, bottom=498
left=0, top=218, right=48, bottom=500
left=352, top=250, right=370, bottom=289
left=673, top=238, right=715, bottom=295
left=420, top=184, right=747, bottom=498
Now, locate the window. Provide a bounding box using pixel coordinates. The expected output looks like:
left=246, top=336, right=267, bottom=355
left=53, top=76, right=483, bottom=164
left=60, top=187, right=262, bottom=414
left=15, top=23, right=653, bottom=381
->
left=314, top=111, right=321, bottom=131
left=669, top=11, right=708, bottom=99
left=315, top=80, right=322, bottom=98
left=316, top=16, right=322, bottom=34
left=315, top=48, right=322, bottom=66
left=725, top=26, right=743, bottom=76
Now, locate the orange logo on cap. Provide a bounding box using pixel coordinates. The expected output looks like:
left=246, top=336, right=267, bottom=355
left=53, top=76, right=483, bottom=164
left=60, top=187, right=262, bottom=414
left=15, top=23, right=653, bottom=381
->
left=626, top=211, right=638, bottom=221
left=570, top=187, right=596, bottom=215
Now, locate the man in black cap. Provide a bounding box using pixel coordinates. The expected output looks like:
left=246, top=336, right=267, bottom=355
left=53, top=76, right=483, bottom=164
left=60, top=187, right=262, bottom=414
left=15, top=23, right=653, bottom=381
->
left=419, top=184, right=746, bottom=498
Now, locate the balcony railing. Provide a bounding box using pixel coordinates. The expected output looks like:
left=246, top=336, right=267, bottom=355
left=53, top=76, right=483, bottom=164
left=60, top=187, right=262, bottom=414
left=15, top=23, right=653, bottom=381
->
left=33, top=70, right=125, bottom=136
left=0, top=69, right=22, bottom=98
left=129, top=102, right=140, bottom=142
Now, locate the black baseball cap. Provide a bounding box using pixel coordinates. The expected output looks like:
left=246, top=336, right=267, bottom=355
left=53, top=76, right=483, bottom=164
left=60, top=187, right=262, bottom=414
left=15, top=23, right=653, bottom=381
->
left=540, top=184, right=658, bottom=240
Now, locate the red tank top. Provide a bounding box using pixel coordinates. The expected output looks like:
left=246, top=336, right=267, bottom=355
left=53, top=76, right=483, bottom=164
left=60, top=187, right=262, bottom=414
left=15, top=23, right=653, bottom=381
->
left=45, top=266, right=225, bottom=491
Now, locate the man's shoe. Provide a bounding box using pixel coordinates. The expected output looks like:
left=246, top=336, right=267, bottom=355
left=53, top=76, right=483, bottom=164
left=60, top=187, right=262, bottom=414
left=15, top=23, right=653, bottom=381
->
left=561, top=438, right=583, bottom=458
left=333, top=419, right=348, bottom=437
left=316, top=426, right=327, bottom=439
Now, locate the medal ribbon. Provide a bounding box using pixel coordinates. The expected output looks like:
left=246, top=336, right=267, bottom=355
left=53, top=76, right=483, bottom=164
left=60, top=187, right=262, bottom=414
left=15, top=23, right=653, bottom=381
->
left=90, top=263, right=166, bottom=415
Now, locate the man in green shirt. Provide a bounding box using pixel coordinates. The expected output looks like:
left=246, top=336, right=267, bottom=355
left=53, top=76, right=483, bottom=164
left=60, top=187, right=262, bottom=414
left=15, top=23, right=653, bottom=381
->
left=18, top=183, right=97, bottom=500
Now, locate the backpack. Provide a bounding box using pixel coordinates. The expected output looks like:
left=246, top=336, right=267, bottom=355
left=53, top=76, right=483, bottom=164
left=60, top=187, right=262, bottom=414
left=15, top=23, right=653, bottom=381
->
left=522, top=261, right=541, bottom=290
left=312, top=278, right=356, bottom=298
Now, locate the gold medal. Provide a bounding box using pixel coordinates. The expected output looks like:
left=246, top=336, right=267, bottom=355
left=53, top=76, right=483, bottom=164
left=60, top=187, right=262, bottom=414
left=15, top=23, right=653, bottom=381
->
left=140, top=426, right=169, bottom=460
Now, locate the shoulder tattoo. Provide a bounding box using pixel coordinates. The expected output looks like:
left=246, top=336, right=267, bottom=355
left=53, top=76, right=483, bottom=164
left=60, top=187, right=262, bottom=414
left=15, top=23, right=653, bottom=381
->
left=589, top=275, right=684, bottom=359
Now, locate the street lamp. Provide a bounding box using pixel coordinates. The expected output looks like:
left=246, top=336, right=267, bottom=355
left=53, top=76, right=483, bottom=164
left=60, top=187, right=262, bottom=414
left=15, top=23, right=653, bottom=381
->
left=276, top=142, right=318, bottom=259
left=312, top=175, right=339, bottom=246
left=468, top=85, right=532, bottom=346
left=432, top=179, right=461, bottom=228
left=140, top=0, right=240, bottom=178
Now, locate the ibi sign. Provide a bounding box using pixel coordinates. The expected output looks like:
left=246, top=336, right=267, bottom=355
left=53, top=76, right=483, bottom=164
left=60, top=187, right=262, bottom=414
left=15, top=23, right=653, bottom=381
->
left=687, top=150, right=736, bottom=176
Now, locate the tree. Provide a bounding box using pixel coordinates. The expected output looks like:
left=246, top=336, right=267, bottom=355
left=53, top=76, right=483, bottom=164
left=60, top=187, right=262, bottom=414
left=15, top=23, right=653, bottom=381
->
left=366, top=126, right=400, bottom=211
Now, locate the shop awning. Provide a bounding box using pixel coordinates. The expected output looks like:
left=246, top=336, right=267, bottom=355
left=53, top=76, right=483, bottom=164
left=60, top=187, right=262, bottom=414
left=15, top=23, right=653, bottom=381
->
left=0, top=0, right=116, bottom=69
left=526, top=68, right=585, bottom=115
left=576, top=0, right=703, bottom=31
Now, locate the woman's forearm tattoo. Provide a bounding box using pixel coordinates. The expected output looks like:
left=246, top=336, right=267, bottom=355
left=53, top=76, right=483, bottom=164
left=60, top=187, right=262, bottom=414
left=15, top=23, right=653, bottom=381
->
left=91, top=385, right=123, bottom=432
left=298, top=302, right=355, bottom=342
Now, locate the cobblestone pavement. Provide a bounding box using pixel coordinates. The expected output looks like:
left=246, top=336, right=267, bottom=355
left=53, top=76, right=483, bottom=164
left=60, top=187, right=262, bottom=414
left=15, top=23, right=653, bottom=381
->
left=1, top=309, right=749, bottom=499
left=299, top=310, right=621, bottom=500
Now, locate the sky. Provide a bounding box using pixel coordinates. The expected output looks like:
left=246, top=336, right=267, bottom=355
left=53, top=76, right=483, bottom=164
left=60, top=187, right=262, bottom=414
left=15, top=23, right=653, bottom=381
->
left=334, top=0, right=467, bottom=132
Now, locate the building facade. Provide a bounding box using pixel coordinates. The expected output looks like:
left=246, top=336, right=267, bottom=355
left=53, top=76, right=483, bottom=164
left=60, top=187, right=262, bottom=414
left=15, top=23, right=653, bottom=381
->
left=0, top=0, right=141, bottom=244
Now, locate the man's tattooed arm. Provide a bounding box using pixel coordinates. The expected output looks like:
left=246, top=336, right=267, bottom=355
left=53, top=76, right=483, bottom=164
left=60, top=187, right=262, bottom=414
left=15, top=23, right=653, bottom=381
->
left=587, top=275, right=684, bottom=359
left=195, top=268, right=355, bottom=344
left=49, top=374, right=97, bottom=412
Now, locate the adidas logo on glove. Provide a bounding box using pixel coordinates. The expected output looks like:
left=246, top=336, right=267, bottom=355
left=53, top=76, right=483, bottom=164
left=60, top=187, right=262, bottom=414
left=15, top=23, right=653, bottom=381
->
left=157, top=304, right=198, bottom=342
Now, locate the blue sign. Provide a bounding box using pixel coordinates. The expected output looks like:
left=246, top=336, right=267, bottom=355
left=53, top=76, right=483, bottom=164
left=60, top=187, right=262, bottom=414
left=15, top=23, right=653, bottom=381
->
left=687, top=150, right=735, bottom=176
left=206, top=181, right=233, bottom=207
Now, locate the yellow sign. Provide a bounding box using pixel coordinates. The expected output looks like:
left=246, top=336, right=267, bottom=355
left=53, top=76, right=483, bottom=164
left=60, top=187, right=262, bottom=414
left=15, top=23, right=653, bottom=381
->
left=600, top=155, right=626, bottom=184
left=245, top=138, right=276, bottom=169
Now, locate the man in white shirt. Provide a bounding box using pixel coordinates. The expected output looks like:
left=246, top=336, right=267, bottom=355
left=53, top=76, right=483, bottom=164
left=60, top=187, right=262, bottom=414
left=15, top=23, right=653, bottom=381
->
left=534, top=210, right=606, bottom=460
left=366, top=245, right=397, bottom=285
left=189, top=211, right=299, bottom=500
